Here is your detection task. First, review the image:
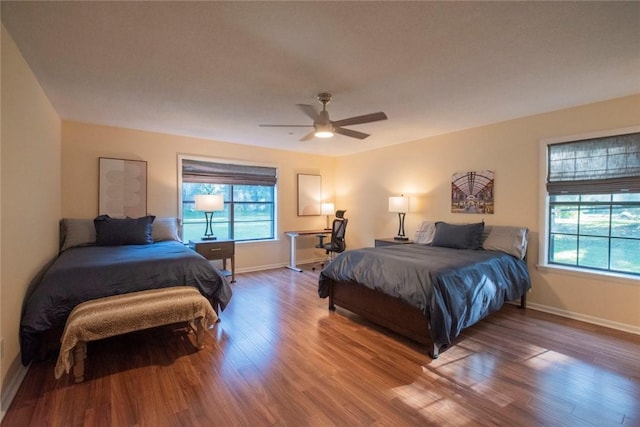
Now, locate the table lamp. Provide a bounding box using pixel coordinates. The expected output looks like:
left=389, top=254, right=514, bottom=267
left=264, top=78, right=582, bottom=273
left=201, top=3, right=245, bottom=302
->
left=388, top=195, right=409, bottom=241
left=195, top=194, right=224, bottom=240
left=321, top=202, right=335, bottom=230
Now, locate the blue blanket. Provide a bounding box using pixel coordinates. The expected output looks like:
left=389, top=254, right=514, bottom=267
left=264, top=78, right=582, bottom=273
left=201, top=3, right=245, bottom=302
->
left=319, top=244, right=530, bottom=347
left=20, top=241, right=232, bottom=365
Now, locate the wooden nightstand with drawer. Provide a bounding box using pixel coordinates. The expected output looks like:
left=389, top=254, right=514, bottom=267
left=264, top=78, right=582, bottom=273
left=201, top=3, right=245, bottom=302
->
left=374, top=238, right=414, bottom=247
left=189, top=239, right=235, bottom=283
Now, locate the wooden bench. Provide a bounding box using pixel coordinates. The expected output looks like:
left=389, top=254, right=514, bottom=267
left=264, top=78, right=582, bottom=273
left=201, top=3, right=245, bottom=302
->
left=54, top=286, right=219, bottom=383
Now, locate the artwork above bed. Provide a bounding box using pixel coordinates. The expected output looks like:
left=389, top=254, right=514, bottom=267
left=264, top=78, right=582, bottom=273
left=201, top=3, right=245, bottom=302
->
left=99, top=157, right=148, bottom=218
left=451, top=170, right=494, bottom=214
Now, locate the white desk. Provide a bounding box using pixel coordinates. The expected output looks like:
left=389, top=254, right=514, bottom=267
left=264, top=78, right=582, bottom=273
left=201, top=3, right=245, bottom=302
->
left=284, top=229, right=331, bottom=272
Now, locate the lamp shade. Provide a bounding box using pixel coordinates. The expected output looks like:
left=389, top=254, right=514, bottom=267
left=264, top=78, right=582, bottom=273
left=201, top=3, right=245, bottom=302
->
left=321, top=202, right=335, bottom=216
left=194, top=194, right=224, bottom=212
left=388, top=196, right=409, bottom=213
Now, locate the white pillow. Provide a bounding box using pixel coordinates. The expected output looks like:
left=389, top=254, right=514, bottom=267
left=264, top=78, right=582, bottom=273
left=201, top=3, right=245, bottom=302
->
left=60, top=218, right=96, bottom=252
left=152, top=217, right=182, bottom=242
left=414, top=221, right=436, bottom=245
left=483, top=225, right=528, bottom=259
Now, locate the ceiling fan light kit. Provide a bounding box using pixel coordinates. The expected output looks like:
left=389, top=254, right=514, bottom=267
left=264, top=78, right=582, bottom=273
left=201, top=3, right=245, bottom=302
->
left=259, top=92, right=387, bottom=141
left=314, top=123, right=334, bottom=138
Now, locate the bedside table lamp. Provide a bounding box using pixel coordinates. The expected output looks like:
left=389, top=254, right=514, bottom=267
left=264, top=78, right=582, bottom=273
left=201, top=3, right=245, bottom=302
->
left=321, top=202, right=335, bottom=230
left=195, top=194, right=224, bottom=240
left=389, top=195, right=409, bottom=241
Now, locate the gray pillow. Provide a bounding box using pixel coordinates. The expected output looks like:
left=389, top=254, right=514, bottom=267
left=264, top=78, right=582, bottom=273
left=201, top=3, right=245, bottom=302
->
left=94, top=215, right=155, bottom=246
left=60, top=218, right=96, bottom=252
left=483, top=225, right=529, bottom=259
left=152, top=217, right=182, bottom=242
left=431, top=221, right=485, bottom=250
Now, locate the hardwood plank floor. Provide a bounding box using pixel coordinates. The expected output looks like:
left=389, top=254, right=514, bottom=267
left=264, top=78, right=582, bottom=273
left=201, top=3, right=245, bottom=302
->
left=3, top=265, right=640, bottom=426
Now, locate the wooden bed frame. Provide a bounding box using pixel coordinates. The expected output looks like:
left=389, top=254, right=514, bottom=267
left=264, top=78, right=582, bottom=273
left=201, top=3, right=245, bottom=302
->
left=327, top=279, right=527, bottom=358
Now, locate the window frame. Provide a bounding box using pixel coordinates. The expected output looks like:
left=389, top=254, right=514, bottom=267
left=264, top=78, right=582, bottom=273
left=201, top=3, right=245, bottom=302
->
left=178, top=154, right=278, bottom=243
left=538, top=125, right=640, bottom=283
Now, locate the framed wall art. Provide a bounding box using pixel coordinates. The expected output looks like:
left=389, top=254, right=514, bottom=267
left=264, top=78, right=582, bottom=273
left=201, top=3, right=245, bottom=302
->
left=297, top=173, right=321, bottom=216
left=451, top=170, right=494, bottom=214
left=99, top=157, right=148, bottom=218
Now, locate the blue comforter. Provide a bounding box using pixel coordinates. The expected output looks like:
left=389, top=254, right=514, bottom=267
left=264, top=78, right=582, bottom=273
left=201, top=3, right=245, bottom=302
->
left=318, top=244, right=530, bottom=347
left=20, top=241, right=232, bottom=365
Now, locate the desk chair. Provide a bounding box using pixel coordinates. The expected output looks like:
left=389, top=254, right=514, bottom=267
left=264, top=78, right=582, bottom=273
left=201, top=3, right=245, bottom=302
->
left=312, top=216, right=348, bottom=271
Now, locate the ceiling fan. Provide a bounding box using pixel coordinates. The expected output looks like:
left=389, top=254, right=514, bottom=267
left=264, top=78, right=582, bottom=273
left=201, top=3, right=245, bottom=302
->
left=259, top=92, right=388, bottom=141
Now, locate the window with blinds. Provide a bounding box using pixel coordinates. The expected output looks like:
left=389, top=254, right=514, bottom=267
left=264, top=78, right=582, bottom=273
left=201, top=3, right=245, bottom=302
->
left=545, top=131, right=640, bottom=275
left=180, top=157, right=277, bottom=243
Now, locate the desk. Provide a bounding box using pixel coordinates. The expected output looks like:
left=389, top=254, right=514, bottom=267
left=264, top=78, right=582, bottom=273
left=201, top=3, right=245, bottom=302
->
left=284, top=229, right=331, bottom=272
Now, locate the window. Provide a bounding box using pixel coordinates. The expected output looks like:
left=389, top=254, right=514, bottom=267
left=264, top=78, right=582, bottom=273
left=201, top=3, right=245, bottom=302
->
left=544, top=129, right=640, bottom=276
left=180, top=157, right=277, bottom=243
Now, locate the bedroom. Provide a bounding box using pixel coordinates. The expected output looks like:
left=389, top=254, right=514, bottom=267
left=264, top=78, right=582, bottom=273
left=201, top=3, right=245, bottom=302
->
left=2, top=1, right=639, bottom=425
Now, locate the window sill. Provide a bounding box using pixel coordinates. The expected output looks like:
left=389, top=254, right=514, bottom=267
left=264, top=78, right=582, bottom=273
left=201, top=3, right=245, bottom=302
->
left=536, top=263, right=640, bottom=286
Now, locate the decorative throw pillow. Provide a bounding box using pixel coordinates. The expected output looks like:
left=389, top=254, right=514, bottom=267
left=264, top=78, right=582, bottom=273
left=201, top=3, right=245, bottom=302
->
left=94, top=215, right=156, bottom=246
left=60, top=218, right=97, bottom=252
left=483, top=225, right=529, bottom=259
left=414, top=221, right=437, bottom=245
left=151, top=217, right=182, bottom=242
left=431, top=221, right=485, bottom=250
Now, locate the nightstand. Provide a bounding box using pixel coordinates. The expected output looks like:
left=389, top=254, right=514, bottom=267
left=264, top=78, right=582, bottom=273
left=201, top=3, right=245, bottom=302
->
left=374, top=238, right=414, bottom=247
left=189, top=239, right=235, bottom=283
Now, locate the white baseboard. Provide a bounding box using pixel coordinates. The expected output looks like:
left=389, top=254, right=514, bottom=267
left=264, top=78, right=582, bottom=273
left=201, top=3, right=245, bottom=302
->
left=1, top=356, right=29, bottom=423
left=527, top=302, right=640, bottom=336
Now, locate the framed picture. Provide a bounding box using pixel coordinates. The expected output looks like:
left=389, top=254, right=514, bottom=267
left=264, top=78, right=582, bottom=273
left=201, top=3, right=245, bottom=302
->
left=99, top=157, right=147, bottom=217
left=451, top=170, right=494, bottom=214
left=297, top=173, right=321, bottom=216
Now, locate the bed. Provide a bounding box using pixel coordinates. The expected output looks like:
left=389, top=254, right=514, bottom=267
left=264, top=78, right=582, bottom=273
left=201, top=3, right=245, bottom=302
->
left=20, top=216, right=232, bottom=366
left=318, top=221, right=531, bottom=358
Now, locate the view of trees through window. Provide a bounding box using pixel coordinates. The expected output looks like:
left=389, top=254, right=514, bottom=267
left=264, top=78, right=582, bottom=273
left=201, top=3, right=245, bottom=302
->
left=182, top=183, right=275, bottom=242
left=548, top=193, right=640, bottom=275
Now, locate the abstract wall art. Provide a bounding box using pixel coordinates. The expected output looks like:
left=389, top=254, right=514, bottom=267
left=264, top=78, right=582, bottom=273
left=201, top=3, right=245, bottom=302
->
left=99, top=157, right=147, bottom=218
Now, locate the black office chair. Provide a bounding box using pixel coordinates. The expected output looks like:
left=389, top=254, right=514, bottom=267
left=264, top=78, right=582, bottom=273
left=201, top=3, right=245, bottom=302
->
left=312, top=215, right=348, bottom=270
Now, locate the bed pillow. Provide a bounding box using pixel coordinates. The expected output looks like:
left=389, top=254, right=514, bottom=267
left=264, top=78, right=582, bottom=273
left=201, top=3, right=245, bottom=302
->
left=431, top=221, right=485, bottom=250
left=414, top=221, right=437, bottom=245
left=483, top=225, right=529, bottom=259
left=152, top=217, right=182, bottom=242
left=60, top=218, right=97, bottom=252
left=94, top=215, right=156, bottom=246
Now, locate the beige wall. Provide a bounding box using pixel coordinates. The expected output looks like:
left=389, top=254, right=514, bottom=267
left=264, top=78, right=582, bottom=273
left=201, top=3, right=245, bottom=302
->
left=1, top=26, right=61, bottom=391
left=336, top=94, right=640, bottom=331
left=61, top=122, right=336, bottom=270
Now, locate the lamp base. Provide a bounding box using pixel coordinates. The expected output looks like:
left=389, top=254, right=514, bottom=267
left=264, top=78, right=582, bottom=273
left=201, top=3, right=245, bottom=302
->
left=394, top=236, right=409, bottom=241
left=201, top=236, right=217, bottom=241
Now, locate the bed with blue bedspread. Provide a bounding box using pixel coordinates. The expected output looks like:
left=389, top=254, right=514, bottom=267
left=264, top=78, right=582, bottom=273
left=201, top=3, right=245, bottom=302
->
left=318, top=222, right=530, bottom=358
left=20, top=216, right=232, bottom=365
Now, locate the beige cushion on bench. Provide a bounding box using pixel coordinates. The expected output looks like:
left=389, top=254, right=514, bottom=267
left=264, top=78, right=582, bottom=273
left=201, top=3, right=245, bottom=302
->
left=55, top=286, right=218, bottom=381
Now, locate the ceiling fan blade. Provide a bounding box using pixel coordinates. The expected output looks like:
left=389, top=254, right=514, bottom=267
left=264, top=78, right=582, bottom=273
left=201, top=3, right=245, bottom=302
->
left=300, top=130, right=316, bottom=141
left=332, top=112, right=388, bottom=127
left=296, top=104, right=320, bottom=121
left=258, top=124, right=313, bottom=127
left=334, top=127, right=370, bottom=140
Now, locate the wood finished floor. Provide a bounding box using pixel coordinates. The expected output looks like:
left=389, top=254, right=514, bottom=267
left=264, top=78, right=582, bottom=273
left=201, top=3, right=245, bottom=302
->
left=3, top=265, right=640, bottom=427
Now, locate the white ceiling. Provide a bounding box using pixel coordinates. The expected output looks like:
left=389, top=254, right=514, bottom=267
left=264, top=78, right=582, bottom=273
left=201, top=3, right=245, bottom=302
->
left=2, top=1, right=639, bottom=157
